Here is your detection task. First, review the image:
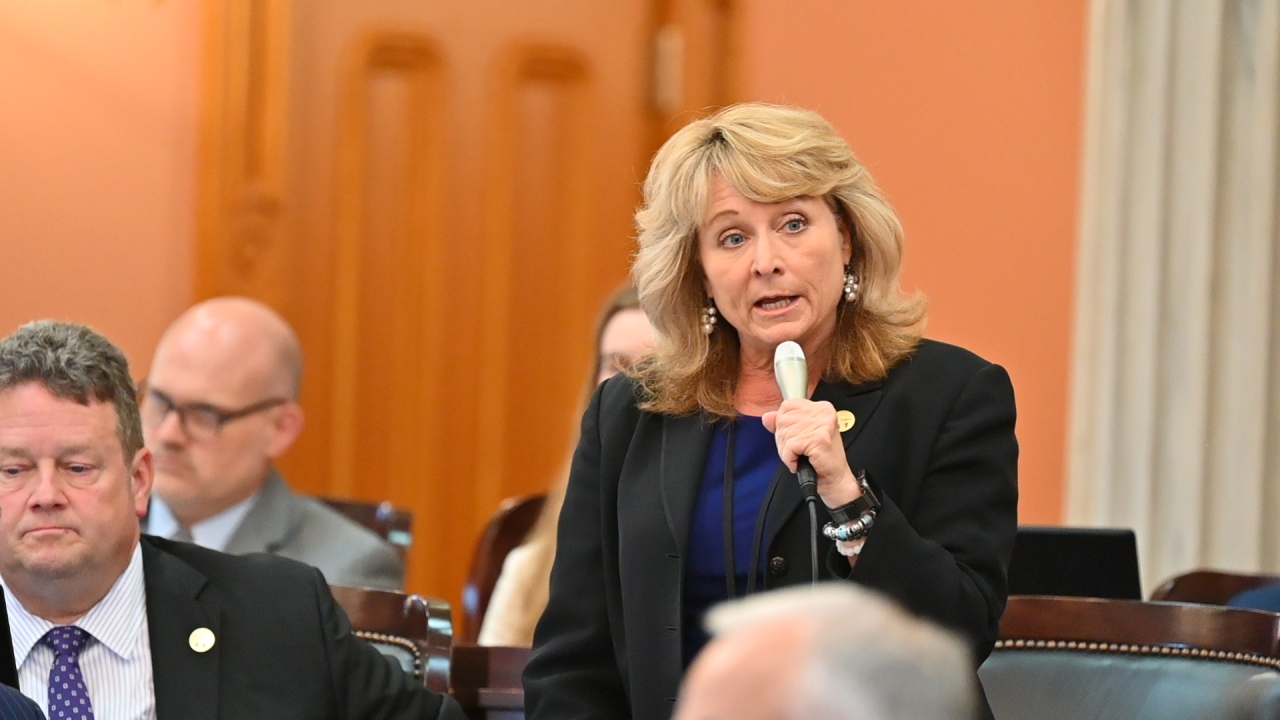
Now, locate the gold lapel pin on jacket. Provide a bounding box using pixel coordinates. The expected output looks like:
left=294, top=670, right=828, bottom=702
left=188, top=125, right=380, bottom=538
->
left=837, top=411, right=856, bottom=432
left=189, top=628, right=216, bottom=653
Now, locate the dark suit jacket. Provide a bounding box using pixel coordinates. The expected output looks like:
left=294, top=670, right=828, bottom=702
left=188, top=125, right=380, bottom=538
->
left=523, top=339, right=1019, bottom=720
left=140, top=535, right=464, bottom=720
left=0, top=685, right=43, bottom=720
left=0, top=574, right=38, bottom=720
left=0, top=584, right=17, bottom=690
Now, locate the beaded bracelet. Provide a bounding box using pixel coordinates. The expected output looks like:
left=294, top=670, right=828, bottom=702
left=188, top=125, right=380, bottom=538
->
left=834, top=537, right=867, bottom=557
left=822, top=509, right=876, bottom=543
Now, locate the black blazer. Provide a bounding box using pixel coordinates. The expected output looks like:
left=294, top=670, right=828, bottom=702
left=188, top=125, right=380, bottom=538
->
left=523, top=339, right=1019, bottom=720
left=0, top=576, right=41, bottom=719
left=140, top=536, right=465, bottom=720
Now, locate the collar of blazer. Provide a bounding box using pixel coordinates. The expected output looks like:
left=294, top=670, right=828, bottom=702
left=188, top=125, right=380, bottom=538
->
left=659, top=378, right=885, bottom=560
left=141, top=537, right=221, bottom=720
left=222, top=471, right=307, bottom=555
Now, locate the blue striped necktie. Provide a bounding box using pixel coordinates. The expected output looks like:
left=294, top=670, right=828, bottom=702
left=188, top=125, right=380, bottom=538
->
left=41, top=626, right=95, bottom=720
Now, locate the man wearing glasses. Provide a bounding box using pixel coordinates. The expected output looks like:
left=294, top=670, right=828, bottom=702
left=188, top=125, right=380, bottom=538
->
left=141, top=298, right=403, bottom=591
left=0, top=321, right=461, bottom=719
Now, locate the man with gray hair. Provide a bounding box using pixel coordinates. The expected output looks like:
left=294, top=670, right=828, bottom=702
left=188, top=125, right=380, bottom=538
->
left=0, top=320, right=462, bottom=719
left=674, top=584, right=976, bottom=720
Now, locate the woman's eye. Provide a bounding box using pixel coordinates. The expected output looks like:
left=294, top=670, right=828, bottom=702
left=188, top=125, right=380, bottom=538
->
left=720, top=232, right=746, bottom=247
left=783, top=217, right=807, bottom=233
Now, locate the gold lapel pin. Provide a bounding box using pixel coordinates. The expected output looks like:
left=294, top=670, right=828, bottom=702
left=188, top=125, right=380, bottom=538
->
left=189, top=627, right=216, bottom=653
left=837, top=410, right=856, bottom=432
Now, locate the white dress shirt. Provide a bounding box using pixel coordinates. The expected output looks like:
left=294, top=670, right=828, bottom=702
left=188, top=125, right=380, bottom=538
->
left=3, top=543, right=156, bottom=720
left=147, top=493, right=258, bottom=551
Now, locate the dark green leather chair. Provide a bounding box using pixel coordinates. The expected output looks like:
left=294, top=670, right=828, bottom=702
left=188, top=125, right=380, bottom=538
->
left=979, top=596, right=1280, bottom=720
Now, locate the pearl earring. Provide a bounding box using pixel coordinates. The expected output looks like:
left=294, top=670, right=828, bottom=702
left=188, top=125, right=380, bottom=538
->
left=701, top=300, right=718, bottom=335
left=844, top=268, right=860, bottom=303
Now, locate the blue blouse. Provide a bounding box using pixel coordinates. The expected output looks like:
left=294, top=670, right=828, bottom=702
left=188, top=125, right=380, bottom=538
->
left=681, top=415, right=782, bottom=666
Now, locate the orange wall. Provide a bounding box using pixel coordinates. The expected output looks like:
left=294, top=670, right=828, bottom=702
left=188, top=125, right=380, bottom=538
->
left=739, top=1, right=1088, bottom=524
left=0, top=2, right=1087, bottom=529
left=0, top=2, right=201, bottom=373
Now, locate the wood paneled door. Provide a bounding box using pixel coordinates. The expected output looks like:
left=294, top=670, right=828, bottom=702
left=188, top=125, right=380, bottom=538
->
left=196, top=0, right=736, bottom=604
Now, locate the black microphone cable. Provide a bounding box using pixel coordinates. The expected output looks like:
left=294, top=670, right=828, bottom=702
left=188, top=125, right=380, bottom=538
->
left=798, top=457, right=819, bottom=585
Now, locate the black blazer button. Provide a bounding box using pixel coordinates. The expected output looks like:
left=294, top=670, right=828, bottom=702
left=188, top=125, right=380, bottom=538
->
left=769, top=557, right=788, bottom=576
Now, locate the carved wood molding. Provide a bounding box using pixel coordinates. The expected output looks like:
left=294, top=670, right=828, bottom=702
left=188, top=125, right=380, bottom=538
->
left=196, top=0, right=291, bottom=301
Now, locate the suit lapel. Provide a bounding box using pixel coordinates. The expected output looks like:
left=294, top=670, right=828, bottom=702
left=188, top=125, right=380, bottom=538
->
left=224, top=472, right=301, bottom=554
left=0, top=581, right=17, bottom=688
left=142, top=539, right=221, bottom=720
left=762, top=380, right=884, bottom=551
left=660, top=412, right=715, bottom=558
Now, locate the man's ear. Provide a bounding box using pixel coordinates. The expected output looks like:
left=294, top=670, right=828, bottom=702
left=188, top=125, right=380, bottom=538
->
left=130, top=447, right=155, bottom=519
left=266, top=403, right=304, bottom=460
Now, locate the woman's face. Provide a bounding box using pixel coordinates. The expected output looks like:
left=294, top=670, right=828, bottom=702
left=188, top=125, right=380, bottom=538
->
left=596, top=308, right=656, bottom=384
left=697, top=175, right=852, bottom=363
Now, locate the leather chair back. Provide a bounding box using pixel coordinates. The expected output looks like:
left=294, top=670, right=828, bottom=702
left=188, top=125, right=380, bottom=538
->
left=980, top=596, right=1280, bottom=720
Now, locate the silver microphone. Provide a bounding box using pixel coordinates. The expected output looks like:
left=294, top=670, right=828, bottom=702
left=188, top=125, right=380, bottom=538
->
left=773, top=341, right=808, bottom=401
left=773, top=341, right=819, bottom=501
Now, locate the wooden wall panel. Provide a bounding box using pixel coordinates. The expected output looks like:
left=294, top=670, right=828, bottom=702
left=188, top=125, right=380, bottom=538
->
left=476, top=47, right=596, bottom=522
left=196, top=0, right=290, bottom=306
left=329, top=35, right=450, bottom=586
left=197, top=0, right=724, bottom=606
left=650, top=0, right=740, bottom=145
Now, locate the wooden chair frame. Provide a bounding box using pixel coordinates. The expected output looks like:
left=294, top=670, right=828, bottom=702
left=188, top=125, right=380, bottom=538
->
left=451, top=644, right=530, bottom=714
left=330, top=585, right=452, bottom=693
left=997, top=595, right=1280, bottom=669
left=461, top=494, right=547, bottom=642
left=1149, top=570, right=1280, bottom=606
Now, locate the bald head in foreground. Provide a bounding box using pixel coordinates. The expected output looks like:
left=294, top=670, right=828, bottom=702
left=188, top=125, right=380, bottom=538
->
left=675, top=584, right=975, bottom=720
left=142, top=297, right=404, bottom=590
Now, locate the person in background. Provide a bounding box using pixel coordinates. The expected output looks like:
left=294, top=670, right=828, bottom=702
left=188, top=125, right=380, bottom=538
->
left=0, top=320, right=463, bottom=719
left=141, top=297, right=403, bottom=590
left=674, top=584, right=975, bottom=720
left=479, top=285, right=656, bottom=646
left=523, top=103, right=1018, bottom=720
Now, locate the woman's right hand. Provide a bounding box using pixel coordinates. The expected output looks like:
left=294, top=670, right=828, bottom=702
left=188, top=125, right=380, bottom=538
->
left=762, top=398, right=861, bottom=508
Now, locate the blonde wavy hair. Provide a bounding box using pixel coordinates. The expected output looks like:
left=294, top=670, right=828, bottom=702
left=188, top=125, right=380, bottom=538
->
left=631, top=103, right=926, bottom=417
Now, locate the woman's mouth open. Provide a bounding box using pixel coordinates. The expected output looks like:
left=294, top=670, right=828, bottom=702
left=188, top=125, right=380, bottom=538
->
left=756, top=296, right=798, bottom=312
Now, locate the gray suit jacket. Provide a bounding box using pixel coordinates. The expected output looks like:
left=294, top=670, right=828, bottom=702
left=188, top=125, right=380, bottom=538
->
left=223, top=473, right=405, bottom=591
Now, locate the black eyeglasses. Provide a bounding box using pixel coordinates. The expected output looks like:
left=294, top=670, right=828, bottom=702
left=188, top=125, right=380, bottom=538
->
left=140, top=386, right=289, bottom=442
